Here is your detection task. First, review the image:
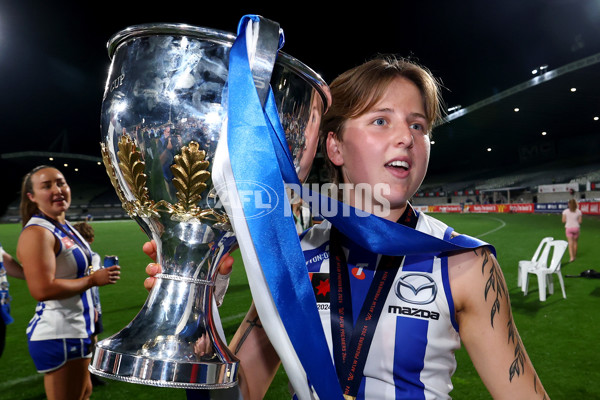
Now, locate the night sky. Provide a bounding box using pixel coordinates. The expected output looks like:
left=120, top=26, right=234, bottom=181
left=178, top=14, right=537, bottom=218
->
left=1, top=0, right=599, bottom=209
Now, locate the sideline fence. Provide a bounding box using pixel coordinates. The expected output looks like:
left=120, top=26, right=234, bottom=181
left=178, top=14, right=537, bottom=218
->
left=416, top=200, right=600, bottom=215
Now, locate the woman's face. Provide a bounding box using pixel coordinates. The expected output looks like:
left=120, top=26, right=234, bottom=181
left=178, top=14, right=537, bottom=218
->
left=27, top=168, right=71, bottom=219
left=326, top=77, right=430, bottom=221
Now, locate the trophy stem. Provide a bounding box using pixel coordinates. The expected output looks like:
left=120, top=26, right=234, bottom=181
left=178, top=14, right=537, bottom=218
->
left=89, top=274, right=239, bottom=388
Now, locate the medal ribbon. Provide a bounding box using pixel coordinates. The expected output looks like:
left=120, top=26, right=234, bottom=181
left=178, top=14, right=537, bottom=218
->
left=330, top=227, right=401, bottom=397
left=329, top=207, right=417, bottom=398
left=37, top=213, right=93, bottom=268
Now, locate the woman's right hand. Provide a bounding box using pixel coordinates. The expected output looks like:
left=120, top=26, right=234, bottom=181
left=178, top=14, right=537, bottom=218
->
left=91, top=265, right=121, bottom=286
left=142, top=240, right=235, bottom=292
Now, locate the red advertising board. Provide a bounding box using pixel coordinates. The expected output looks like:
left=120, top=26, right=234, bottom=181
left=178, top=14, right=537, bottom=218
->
left=464, top=204, right=500, bottom=213
left=508, top=203, right=534, bottom=213
left=427, top=202, right=599, bottom=215
left=579, top=201, right=600, bottom=215
left=462, top=203, right=534, bottom=213
left=429, top=205, right=462, bottom=213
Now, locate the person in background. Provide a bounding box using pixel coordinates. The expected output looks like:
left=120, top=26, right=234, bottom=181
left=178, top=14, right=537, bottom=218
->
left=0, top=245, right=25, bottom=358
left=17, top=165, right=121, bottom=400
left=72, top=221, right=107, bottom=387
left=145, top=55, right=549, bottom=400
left=562, top=198, right=582, bottom=262
left=159, top=125, right=181, bottom=176
left=292, top=200, right=312, bottom=234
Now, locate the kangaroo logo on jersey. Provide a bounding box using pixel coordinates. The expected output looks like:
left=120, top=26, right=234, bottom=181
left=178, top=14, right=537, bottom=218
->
left=394, top=272, right=437, bottom=305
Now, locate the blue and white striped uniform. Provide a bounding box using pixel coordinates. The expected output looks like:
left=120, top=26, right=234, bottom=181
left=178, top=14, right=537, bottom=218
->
left=301, top=212, right=461, bottom=400
left=25, top=216, right=95, bottom=342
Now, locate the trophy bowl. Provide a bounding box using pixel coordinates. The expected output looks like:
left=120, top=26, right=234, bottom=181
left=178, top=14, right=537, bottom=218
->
left=89, top=20, right=330, bottom=389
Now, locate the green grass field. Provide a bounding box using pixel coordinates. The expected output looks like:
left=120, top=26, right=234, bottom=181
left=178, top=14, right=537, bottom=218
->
left=1, top=213, right=599, bottom=399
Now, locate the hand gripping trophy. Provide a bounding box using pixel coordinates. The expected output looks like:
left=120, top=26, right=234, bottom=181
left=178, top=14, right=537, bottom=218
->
left=89, top=15, right=330, bottom=390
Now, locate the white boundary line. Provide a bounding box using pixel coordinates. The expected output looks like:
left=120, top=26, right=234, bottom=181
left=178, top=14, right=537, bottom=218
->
left=0, top=373, right=43, bottom=390
left=476, top=216, right=507, bottom=238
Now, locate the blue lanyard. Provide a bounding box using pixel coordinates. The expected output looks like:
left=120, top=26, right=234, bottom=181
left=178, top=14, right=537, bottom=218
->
left=329, top=206, right=417, bottom=397
left=330, top=227, right=401, bottom=398
left=37, top=213, right=92, bottom=267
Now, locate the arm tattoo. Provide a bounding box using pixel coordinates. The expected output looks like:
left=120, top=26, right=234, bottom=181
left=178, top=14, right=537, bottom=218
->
left=233, top=316, right=262, bottom=354
left=479, top=248, right=506, bottom=328
left=508, top=330, right=526, bottom=381
left=476, top=248, right=540, bottom=390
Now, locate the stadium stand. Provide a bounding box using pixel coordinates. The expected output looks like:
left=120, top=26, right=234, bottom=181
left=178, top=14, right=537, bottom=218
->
left=2, top=151, right=600, bottom=223
left=413, top=156, right=600, bottom=207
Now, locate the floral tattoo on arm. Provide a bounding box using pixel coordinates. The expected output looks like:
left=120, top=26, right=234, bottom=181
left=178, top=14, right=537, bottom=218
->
left=476, top=247, right=546, bottom=398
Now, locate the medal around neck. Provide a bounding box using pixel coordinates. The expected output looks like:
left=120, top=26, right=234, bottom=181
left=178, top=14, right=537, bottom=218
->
left=89, top=17, right=330, bottom=389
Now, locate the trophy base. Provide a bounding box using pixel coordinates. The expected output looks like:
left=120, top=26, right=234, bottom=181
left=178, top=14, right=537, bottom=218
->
left=89, top=344, right=239, bottom=389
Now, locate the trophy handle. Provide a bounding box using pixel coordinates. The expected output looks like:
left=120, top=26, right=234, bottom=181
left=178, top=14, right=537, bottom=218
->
left=243, top=16, right=281, bottom=106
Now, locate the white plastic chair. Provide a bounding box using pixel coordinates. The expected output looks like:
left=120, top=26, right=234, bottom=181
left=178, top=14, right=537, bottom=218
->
left=518, top=236, right=553, bottom=291
left=523, top=240, right=568, bottom=301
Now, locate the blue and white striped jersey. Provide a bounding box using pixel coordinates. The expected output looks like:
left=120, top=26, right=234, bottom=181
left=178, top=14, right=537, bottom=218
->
left=25, top=215, right=95, bottom=341
left=300, top=212, right=461, bottom=400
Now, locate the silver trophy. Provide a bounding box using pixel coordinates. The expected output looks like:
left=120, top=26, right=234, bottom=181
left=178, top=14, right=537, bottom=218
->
left=89, top=18, right=330, bottom=389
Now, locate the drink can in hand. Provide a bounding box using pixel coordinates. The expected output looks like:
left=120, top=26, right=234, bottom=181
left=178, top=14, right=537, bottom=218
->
left=104, top=255, right=119, bottom=268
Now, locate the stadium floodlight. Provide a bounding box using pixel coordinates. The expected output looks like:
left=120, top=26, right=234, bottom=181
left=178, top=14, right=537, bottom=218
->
left=532, top=64, right=548, bottom=75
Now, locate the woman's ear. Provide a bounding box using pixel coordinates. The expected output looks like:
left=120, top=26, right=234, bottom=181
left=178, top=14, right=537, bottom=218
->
left=326, top=131, right=344, bottom=166
left=26, top=192, right=35, bottom=202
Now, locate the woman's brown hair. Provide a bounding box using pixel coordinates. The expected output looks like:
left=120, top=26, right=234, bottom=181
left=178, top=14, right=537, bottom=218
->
left=20, top=165, right=56, bottom=226
left=319, top=54, right=444, bottom=185
left=568, top=198, right=578, bottom=212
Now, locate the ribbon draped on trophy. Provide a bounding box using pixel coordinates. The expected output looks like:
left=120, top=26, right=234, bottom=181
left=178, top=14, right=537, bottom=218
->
left=213, top=15, right=343, bottom=400
left=92, top=13, right=493, bottom=400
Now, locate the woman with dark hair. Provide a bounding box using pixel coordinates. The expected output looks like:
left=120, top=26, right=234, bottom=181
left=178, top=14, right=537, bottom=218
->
left=17, top=165, right=121, bottom=400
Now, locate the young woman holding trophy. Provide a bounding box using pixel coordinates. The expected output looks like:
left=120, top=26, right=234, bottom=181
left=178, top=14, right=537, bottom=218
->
left=17, top=166, right=121, bottom=400
left=144, top=54, right=549, bottom=399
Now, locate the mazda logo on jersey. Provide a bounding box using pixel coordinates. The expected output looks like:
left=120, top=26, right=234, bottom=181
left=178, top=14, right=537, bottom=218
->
left=394, top=273, right=437, bottom=305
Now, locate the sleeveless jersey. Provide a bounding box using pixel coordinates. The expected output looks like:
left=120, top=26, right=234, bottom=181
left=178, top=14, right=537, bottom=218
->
left=24, top=216, right=95, bottom=341
left=300, top=212, right=460, bottom=400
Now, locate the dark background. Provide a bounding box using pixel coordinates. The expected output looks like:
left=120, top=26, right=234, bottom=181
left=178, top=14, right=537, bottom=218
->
left=1, top=0, right=600, bottom=212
